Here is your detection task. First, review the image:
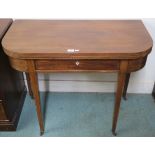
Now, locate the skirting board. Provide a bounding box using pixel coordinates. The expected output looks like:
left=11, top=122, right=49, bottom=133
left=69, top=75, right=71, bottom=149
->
left=25, top=80, right=154, bottom=94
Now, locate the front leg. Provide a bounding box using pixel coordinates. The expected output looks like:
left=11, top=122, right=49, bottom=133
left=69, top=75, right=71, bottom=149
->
left=112, top=61, right=128, bottom=136
left=27, top=60, right=44, bottom=135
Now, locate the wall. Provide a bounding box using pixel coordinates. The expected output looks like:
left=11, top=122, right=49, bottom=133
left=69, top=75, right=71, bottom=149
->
left=23, top=19, right=155, bottom=93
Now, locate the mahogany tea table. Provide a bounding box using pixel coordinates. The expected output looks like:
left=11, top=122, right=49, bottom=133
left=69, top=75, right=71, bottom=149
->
left=2, top=20, right=153, bottom=135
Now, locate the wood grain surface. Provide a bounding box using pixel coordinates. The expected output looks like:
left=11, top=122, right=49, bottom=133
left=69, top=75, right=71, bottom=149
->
left=35, top=59, right=119, bottom=71
left=2, top=20, right=153, bottom=59
left=0, top=19, right=12, bottom=40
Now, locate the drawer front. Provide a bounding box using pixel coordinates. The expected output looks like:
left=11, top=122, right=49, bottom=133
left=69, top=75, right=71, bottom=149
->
left=35, top=59, right=119, bottom=71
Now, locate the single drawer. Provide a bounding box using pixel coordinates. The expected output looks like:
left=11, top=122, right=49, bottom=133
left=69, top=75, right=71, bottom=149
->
left=35, top=59, right=119, bottom=71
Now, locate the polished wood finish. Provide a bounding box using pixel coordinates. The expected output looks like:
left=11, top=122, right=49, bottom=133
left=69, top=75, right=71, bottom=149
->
left=9, top=55, right=148, bottom=73
left=2, top=20, right=153, bottom=135
left=128, top=56, right=147, bottom=72
left=0, top=19, right=26, bottom=131
left=112, top=61, right=128, bottom=135
left=2, top=20, right=152, bottom=60
left=123, top=73, right=131, bottom=100
left=9, top=57, right=28, bottom=72
left=35, top=59, right=119, bottom=72
left=27, top=60, right=44, bottom=135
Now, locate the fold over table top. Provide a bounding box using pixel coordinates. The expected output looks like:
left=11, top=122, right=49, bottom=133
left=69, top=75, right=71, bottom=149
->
left=2, top=20, right=153, bottom=59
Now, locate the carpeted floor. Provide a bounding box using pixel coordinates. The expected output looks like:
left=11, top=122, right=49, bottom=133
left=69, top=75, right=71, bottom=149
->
left=0, top=92, right=155, bottom=137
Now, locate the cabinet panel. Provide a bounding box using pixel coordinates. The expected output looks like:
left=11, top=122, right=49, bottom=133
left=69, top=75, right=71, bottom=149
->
left=0, top=19, right=26, bottom=131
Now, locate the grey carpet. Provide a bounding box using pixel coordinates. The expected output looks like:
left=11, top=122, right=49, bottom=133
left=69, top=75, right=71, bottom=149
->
left=0, top=93, right=155, bottom=137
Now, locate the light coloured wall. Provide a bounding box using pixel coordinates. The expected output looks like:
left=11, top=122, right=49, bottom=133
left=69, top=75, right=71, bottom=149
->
left=24, top=19, right=155, bottom=93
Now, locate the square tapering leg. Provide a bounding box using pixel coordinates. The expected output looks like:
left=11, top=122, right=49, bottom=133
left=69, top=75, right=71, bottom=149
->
left=112, top=61, right=128, bottom=136
left=27, top=60, right=44, bottom=135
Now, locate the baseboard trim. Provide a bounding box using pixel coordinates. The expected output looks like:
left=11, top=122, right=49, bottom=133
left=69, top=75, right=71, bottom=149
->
left=25, top=80, right=154, bottom=94
left=152, top=83, right=155, bottom=99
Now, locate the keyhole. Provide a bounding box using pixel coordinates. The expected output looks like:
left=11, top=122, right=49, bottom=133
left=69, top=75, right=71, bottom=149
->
left=75, top=61, right=80, bottom=66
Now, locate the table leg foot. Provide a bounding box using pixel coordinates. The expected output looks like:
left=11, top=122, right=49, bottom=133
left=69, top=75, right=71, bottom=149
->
left=40, top=130, right=44, bottom=136
left=112, top=130, right=117, bottom=136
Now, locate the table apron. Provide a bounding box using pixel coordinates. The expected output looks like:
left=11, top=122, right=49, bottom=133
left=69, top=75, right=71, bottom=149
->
left=8, top=56, right=147, bottom=73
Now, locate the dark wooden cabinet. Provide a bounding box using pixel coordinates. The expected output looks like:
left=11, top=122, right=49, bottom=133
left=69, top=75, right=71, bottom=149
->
left=0, top=19, right=26, bottom=131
